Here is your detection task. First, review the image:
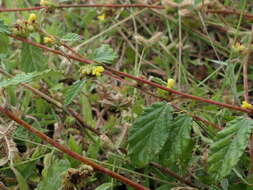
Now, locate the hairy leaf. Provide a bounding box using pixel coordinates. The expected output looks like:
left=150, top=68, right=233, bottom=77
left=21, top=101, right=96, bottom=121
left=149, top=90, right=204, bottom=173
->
left=0, top=19, right=10, bottom=34
left=20, top=43, right=47, bottom=72
left=65, top=135, right=82, bottom=167
left=159, top=115, right=193, bottom=166
left=208, top=117, right=253, bottom=181
left=11, top=167, right=29, bottom=190
left=0, top=70, right=50, bottom=88
left=128, top=102, right=173, bottom=166
left=89, top=44, right=118, bottom=64
left=64, top=80, right=86, bottom=105
left=61, top=33, right=81, bottom=42
left=36, top=154, right=70, bottom=190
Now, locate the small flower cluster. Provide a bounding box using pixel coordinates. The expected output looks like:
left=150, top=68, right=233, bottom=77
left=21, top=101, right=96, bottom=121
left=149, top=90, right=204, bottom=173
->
left=92, top=66, right=105, bottom=76
left=27, top=13, right=37, bottom=24
left=43, top=36, right=56, bottom=45
left=12, top=14, right=37, bottom=37
left=241, top=101, right=253, bottom=110
left=232, top=42, right=246, bottom=53
left=97, top=13, right=106, bottom=21
left=80, top=65, right=105, bottom=77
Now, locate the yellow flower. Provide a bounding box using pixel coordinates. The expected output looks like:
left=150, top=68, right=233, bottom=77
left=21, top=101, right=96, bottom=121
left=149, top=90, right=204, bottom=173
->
left=80, top=65, right=105, bottom=77
left=92, top=66, right=105, bottom=76
left=232, top=42, right=245, bottom=52
left=40, top=0, right=50, bottom=6
left=97, top=13, right=106, bottom=21
left=241, top=101, right=253, bottom=110
left=44, top=36, right=55, bottom=44
left=80, top=65, right=93, bottom=75
left=167, top=78, right=175, bottom=88
left=28, top=13, right=37, bottom=24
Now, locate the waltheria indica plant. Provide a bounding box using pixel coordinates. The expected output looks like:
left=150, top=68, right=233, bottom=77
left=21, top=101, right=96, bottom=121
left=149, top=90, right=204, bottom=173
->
left=1, top=1, right=253, bottom=190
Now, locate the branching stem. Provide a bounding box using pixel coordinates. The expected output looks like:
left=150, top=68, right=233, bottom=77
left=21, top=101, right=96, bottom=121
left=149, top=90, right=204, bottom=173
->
left=9, top=34, right=253, bottom=116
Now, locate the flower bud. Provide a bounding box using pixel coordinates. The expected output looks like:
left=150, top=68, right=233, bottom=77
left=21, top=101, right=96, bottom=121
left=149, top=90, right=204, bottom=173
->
left=167, top=78, right=175, bottom=88
left=28, top=13, right=37, bottom=24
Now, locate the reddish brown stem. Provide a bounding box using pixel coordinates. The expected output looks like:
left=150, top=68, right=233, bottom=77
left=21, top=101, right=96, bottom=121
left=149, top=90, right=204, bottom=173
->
left=150, top=162, right=196, bottom=187
left=0, top=106, right=149, bottom=190
left=105, top=67, right=253, bottom=115
left=1, top=4, right=253, bottom=21
left=0, top=4, right=163, bottom=12
left=9, top=34, right=253, bottom=115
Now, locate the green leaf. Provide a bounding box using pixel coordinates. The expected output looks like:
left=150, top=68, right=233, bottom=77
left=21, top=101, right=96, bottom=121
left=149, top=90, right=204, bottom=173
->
left=20, top=43, right=47, bottom=72
left=66, top=135, right=82, bottom=167
left=61, top=33, right=81, bottom=42
left=36, top=154, right=70, bottom=190
left=95, top=183, right=113, bottom=190
left=11, top=167, right=29, bottom=190
left=68, top=135, right=82, bottom=154
left=0, top=34, right=9, bottom=53
left=0, top=19, right=10, bottom=34
left=80, top=94, right=95, bottom=127
left=208, top=117, right=253, bottom=182
left=128, top=102, right=173, bottom=166
left=151, top=77, right=167, bottom=86
left=0, top=70, right=51, bottom=88
left=89, top=44, right=118, bottom=64
left=64, top=80, right=86, bottom=106
left=159, top=115, right=193, bottom=166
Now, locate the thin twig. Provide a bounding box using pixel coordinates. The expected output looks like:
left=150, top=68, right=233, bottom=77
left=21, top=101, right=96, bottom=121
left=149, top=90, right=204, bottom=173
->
left=150, top=162, right=197, bottom=188
left=0, top=106, right=149, bottom=190
left=0, top=4, right=164, bottom=12
left=9, top=34, right=253, bottom=115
